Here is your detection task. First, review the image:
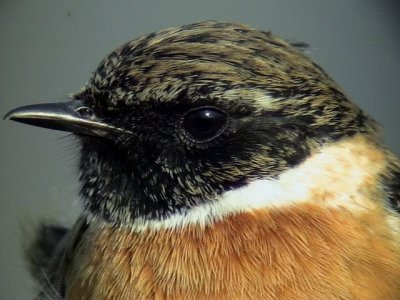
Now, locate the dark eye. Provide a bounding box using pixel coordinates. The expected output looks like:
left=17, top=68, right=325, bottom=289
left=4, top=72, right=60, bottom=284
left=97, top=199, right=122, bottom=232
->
left=183, top=107, right=227, bottom=142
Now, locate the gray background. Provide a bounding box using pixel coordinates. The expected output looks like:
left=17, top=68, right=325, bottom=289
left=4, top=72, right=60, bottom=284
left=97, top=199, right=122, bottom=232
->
left=1, top=1, right=399, bottom=299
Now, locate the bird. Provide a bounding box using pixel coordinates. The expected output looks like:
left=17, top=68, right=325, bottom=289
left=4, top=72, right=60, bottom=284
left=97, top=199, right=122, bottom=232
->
left=5, top=21, right=400, bottom=300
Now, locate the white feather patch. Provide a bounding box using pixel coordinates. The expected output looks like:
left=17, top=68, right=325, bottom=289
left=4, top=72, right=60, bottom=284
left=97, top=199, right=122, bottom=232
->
left=92, top=136, right=387, bottom=232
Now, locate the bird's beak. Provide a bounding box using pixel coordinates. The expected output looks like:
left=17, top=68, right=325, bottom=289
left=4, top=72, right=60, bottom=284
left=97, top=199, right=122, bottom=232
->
left=4, top=100, right=124, bottom=137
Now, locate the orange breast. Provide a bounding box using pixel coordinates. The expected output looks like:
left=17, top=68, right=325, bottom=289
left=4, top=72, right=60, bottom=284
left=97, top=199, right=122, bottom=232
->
left=66, top=204, right=400, bottom=300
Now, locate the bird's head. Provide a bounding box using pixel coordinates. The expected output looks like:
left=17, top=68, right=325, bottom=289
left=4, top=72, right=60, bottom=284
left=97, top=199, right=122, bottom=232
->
left=5, top=21, right=377, bottom=228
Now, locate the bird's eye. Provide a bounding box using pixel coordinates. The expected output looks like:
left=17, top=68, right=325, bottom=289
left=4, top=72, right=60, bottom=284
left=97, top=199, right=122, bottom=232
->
left=182, top=107, right=227, bottom=142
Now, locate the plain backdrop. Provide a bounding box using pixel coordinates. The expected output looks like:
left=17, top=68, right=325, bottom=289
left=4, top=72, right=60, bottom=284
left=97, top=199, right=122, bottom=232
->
left=1, top=1, right=399, bottom=299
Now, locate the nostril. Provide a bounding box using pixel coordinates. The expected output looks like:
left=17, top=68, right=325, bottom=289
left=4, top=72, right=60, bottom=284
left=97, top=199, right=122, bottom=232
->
left=76, top=107, right=94, bottom=118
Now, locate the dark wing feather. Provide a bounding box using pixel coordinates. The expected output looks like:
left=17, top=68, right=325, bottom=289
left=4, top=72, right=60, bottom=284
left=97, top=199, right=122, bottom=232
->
left=28, top=216, right=89, bottom=300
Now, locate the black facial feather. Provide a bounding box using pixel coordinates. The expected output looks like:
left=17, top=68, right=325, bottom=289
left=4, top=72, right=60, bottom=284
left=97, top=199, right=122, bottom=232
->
left=72, top=21, right=378, bottom=223
left=382, top=160, right=400, bottom=214
left=387, top=171, right=400, bottom=213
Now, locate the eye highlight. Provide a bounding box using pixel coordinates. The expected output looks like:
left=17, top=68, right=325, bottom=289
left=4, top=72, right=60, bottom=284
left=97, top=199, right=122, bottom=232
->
left=182, top=106, right=227, bottom=142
